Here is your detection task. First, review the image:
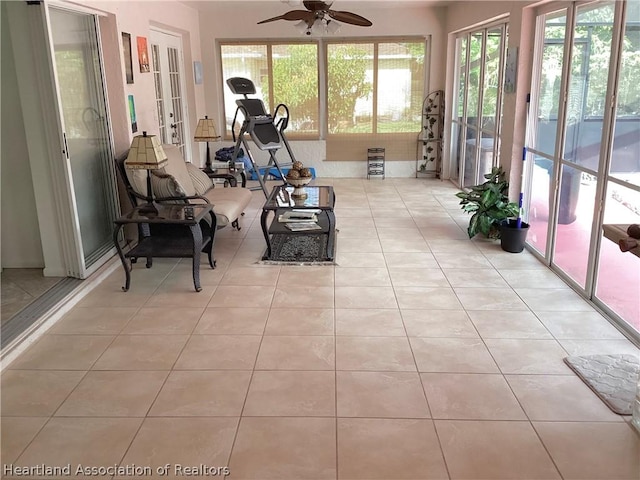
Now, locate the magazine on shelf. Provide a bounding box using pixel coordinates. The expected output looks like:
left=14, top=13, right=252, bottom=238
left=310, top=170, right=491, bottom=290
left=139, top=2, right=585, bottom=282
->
left=278, top=210, right=319, bottom=222
left=292, top=209, right=322, bottom=214
left=284, top=222, right=322, bottom=232
left=278, top=214, right=318, bottom=223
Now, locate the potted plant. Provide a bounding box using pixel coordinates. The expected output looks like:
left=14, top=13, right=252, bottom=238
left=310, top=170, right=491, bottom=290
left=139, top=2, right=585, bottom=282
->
left=456, top=167, right=529, bottom=252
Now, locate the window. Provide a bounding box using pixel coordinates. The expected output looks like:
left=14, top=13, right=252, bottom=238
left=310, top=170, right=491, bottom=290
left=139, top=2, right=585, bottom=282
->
left=220, top=42, right=319, bottom=138
left=326, top=39, right=426, bottom=160
left=219, top=37, right=427, bottom=160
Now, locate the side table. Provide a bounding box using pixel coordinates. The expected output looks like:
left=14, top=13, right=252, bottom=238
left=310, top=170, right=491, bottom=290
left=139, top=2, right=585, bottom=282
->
left=113, top=204, right=216, bottom=292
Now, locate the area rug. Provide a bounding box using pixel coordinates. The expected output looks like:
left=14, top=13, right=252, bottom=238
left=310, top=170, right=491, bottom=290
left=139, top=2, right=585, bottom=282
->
left=564, top=354, right=639, bottom=415
left=259, top=233, right=336, bottom=265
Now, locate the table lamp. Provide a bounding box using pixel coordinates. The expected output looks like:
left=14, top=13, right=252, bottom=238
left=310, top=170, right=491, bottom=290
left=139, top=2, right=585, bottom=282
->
left=194, top=115, right=221, bottom=173
left=124, top=131, right=168, bottom=213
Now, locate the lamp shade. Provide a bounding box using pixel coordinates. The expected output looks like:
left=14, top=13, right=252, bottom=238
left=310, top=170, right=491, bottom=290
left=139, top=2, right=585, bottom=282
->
left=194, top=116, right=220, bottom=142
left=125, top=131, right=168, bottom=170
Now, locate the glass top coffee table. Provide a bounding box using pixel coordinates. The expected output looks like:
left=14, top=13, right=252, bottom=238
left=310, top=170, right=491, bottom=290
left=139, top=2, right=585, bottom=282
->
left=260, top=185, right=336, bottom=262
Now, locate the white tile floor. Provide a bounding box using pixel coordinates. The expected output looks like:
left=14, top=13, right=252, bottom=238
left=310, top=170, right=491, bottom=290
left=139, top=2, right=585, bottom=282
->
left=2, top=178, right=639, bottom=479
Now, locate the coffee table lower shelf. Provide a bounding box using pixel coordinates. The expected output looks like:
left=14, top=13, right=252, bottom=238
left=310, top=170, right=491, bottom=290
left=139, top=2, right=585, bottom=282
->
left=262, top=213, right=335, bottom=262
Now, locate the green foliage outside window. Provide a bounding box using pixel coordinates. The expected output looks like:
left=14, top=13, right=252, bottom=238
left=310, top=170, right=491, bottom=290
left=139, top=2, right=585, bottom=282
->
left=271, top=44, right=319, bottom=133
left=327, top=44, right=372, bottom=133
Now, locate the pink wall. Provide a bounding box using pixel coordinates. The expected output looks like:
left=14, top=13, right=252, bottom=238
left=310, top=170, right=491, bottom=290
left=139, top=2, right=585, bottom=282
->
left=77, top=1, right=204, bottom=156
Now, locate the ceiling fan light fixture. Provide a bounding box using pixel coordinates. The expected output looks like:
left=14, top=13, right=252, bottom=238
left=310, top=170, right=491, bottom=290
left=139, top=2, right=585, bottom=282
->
left=294, top=20, right=309, bottom=34
left=325, top=19, right=341, bottom=34
left=310, top=19, right=327, bottom=35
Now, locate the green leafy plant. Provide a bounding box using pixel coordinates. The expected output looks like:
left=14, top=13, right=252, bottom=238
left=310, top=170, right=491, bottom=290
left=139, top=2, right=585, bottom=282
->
left=456, top=167, right=519, bottom=239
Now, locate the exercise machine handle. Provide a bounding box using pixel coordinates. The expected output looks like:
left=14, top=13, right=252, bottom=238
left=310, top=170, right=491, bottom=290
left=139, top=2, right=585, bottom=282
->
left=230, top=105, right=249, bottom=143
left=274, top=103, right=290, bottom=132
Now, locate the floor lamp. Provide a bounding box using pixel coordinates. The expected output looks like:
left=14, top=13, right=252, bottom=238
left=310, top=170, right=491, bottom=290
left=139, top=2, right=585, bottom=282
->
left=194, top=116, right=221, bottom=174
left=124, top=131, right=168, bottom=214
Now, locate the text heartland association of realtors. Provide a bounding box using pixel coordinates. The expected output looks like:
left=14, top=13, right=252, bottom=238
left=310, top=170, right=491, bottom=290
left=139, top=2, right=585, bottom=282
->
left=3, top=463, right=230, bottom=477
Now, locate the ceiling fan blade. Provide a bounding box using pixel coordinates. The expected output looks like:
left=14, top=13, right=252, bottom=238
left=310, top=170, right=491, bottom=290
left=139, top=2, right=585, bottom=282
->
left=303, top=1, right=333, bottom=12
left=327, top=10, right=372, bottom=27
left=257, top=10, right=312, bottom=24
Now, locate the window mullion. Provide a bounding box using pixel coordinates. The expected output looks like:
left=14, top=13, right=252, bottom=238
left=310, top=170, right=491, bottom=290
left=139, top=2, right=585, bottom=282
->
left=266, top=43, right=274, bottom=113
left=373, top=42, right=378, bottom=134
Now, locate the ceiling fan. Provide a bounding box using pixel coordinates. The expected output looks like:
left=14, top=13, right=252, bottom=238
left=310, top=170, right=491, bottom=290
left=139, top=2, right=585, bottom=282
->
left=258, top=1, right=373, bottom=35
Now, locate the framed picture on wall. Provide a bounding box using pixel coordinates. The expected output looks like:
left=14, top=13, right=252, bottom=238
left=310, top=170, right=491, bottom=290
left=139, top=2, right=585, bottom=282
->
left=121, top=32, right=134, bottom=84
left=193, top=61, right=203, bottom=85
left=128, top=95, right=137, bottom=133
left=137, top=36, right=150, bottom=73
left=504, top=47, right=518, bottom=94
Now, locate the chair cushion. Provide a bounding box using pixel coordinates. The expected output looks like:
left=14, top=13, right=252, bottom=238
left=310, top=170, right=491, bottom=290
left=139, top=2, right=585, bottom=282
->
left=185, top=163, right=214, bottom=195
left=203, top=186, right=252, bottom=228
left=159, top=144, right=197, bottom=197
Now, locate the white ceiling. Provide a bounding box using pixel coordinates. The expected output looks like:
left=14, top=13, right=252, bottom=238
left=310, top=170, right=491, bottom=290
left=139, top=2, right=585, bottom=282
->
left=179, top=0, right=451, bottom=13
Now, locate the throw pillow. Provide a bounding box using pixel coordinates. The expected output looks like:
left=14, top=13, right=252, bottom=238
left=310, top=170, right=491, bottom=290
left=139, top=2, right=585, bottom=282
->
left=186, top=162, right=214, bottom=195
left=150, top=172, right=186, bottom=199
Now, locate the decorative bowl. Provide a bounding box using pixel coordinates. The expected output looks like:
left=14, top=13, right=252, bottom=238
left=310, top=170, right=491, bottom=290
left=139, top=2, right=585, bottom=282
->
left=286, top=176, right=312, bottom=198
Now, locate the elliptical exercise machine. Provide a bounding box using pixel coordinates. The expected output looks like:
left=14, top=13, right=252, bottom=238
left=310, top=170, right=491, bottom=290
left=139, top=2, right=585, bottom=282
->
left=226, top=77, right=299, bottom=197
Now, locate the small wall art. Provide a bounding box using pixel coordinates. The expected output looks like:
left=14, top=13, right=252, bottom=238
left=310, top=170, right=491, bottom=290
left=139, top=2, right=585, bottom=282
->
left=122, top=32, right=134, bottom=84
left=504, top=47, right=518, bottom=94
left=137, top=36, right=150, bottom=73
left=194, top=61, right=203, bottom=85
left=128, top=95, right=138, bottom=133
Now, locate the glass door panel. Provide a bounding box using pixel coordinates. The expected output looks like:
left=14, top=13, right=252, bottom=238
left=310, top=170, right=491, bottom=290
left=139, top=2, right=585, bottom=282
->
left=152, top=44, right=167, bottom=145
left=463, top=127, right=478, bottom=188
left=481, top=27, right=502, bottom=131
left=533, top=11, right=567, bottom=157
left=609, top=1, right=640, bottom=183
left=552, top=165, right=597, bottom=289
left=595, top=182, right=640, bottom=333
left=528, top=156, right=552, bottom=256
left=49, top=7, right=116, bottom=271
left=563, top=2, right=615, bottom=169
left=167, top=46, right=186, bottom=155
left=450, top=124, right=462, bottom=182
left=465, top=32, right=483, bottom=184
left=456, top=37, right=467, bottom=122
left=467, top=33, right=482, bottom=125
left=450, top=37, right=467, bottom=181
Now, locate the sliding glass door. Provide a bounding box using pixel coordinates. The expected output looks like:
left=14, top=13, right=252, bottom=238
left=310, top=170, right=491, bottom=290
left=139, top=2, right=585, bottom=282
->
left=526, top=0, right=640, bottom=338
left=594, top=0, right=640, bottom=333
left=450, top=23, right=507, bottom=187
left=48, top=5, right=118, bottom=276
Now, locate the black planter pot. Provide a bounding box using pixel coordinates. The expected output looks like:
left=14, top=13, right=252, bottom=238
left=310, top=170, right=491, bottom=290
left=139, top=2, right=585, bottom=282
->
left=500, top=220, right=529, bottom=253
